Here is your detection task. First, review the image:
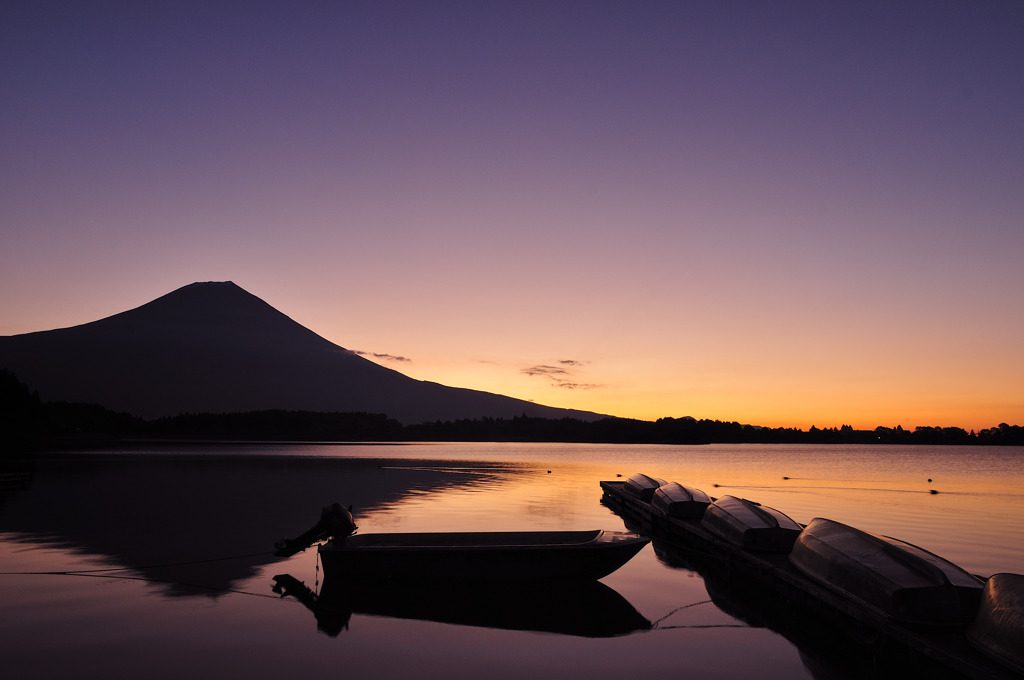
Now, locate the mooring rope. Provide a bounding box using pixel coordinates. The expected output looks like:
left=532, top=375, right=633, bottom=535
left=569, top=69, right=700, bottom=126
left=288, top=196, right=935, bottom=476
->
left=31, top=569, right=285, bottom=599
left=650, top=598, right=714, bottom=627
left=654, top=623, right=749, bottom=630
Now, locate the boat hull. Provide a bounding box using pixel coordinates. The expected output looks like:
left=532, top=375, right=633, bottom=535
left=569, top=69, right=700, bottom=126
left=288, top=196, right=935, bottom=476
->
left=968, top=572, right=1024, bottom=674
left=317, top=530, right=650, bottom=583
left=790, top=517, right=983, bottom=626
left=701, top=495, right=802, bottom=553
left=623, top=473, right=666, bottom=501
left=651, top=482, right=711, bottom=519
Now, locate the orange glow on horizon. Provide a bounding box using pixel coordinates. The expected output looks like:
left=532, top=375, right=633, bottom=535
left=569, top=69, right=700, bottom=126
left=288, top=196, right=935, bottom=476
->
left=381, top=354, right=1020, bottom=433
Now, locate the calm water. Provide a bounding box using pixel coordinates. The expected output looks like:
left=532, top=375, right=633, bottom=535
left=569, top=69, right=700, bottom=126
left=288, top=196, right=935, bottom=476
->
left=1, top=443, right=1022, bottom=679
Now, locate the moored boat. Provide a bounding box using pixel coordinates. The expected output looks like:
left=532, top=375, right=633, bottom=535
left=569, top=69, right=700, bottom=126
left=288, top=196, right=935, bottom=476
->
left=277, top=503, right=650, bottom=583
left=318, top=529, right=648, bottom=582
left=623, top=473, right=666, bottom=501
left=651, top=481, right=711, bottom=519
left=790, top=517, right=983, bottom=626
left=967, top=572, right=1024, bottom=674
left=702, top=495, right=802, bottom=553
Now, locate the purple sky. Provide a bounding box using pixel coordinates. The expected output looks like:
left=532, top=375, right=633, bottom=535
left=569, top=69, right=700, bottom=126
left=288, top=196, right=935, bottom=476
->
left=2, top=1, right=1022, bottom=429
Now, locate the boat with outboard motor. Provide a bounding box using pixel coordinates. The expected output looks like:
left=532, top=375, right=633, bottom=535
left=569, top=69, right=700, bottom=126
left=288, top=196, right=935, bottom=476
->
left=275, top=503, right=650, bottom=583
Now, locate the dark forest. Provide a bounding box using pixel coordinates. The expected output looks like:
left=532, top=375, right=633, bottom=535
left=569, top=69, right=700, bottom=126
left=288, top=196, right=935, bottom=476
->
left=3, top=370, right=1021, bottom=452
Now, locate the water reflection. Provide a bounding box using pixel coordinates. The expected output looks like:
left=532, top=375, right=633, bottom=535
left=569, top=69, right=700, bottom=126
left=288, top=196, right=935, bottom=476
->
left=272, top=573, right=651, bottom=638
left=2, top=445, right=1021, bottom=680
left=0, top=454, right=531, bottom=595
left=648, top=535, right=988, bottom=679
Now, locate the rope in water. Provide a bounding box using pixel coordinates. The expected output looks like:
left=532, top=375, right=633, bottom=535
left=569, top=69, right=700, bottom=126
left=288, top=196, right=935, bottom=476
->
left=650, top=598, right=714, bottom=627
left=33, top=569, right=286, bottom=599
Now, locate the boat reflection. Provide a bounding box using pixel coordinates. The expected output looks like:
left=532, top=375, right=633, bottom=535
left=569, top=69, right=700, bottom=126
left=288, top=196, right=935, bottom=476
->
left=652, top=540, right=982, bottom=680
left=272, top=573, right=652, bottom=638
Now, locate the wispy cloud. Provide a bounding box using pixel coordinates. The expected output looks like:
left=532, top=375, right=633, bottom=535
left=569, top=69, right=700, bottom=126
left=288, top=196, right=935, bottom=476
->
left=554, top=381, right=601, bottom=390
left=352, top=350, right=412, bottom=363
left=522, top=360, right=601, bottom=390
left=522, top=365, right=570, bottom=377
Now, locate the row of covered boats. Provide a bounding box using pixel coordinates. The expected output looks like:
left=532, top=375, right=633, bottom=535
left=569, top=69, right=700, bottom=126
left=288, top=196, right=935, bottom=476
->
left=606, top=472, right=1024, bottom=678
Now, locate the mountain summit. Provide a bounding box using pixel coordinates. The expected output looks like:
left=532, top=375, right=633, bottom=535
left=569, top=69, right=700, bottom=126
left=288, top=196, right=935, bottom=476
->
left=0, top=282, right=603, bottom=423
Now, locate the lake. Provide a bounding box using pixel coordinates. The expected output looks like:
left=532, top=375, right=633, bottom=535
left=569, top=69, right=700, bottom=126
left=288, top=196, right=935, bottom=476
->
left=1, top=443, right=1022, bottom=679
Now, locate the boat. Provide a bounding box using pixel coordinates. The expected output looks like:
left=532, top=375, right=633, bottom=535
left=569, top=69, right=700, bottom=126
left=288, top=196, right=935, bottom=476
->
left=967, top=572, right=1024, bottom=674
left=701, top=495, right=802, bottom=553
left=272, top=573, right=651, bottom=637
left=789, top=517, right=984, bottom=626
left=622, top=473, right=666, bottom=501
left=319, top=529, right=649, bottom=582
left=276, top=503, right=650, bottom=583
left=651, top=481, right=711, bottom=519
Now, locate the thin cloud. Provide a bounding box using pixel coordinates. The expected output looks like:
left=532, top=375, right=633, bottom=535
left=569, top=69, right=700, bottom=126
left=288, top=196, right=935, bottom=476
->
left=352, top=350, right=412, bottom=363
left=522, top=365, right=570, bottom=377
left=522, top=361, right=602, bottom=390
left=555, top=381, right=601, bottom=390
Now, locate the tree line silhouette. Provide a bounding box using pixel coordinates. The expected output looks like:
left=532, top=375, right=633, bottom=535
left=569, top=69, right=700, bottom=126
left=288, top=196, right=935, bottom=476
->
left=3, top=369, right=1022, bottom=453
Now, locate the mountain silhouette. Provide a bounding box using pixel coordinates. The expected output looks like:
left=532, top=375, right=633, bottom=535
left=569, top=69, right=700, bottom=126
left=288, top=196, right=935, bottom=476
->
left=0, top=281, right=604, bottom=423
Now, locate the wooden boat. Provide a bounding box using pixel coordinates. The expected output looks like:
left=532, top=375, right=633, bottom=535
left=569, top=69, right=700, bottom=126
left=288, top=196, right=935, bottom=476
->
left=967, top=572, right=1024, bottom=674
left=651, top=481, right=711, bottom=519
left=790, top=517, right=983, bottom=626
left=318, top=529, right=649, bottom=582
left=276, top=503, right=649, bottom=583
left=622, top=473, right=666, bottom=501
left=701, top=495, right=802, bottom=553
left=272, top=573, right=652, bottom=637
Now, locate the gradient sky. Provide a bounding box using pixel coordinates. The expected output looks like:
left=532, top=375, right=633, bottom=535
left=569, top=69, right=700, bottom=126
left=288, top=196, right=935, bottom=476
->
left=2, top=1, right=1022, bottom=431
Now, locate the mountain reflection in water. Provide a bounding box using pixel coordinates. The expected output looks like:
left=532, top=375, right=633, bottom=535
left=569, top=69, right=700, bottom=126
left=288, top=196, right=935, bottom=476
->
left=0, top=452, right=530, bottom=595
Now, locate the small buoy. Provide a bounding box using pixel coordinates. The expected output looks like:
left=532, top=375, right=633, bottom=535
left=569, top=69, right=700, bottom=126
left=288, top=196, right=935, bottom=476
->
left=783, top=476, right=790, bottom=480
left=928, top=478, right=932, bottom=483
left=713, top=483, right=720, bottom=488
left=930, top=489, right=939, bottom=495
left=547, top=470, right=551, bottom=474
left=616, top=473, right=622, bottom=477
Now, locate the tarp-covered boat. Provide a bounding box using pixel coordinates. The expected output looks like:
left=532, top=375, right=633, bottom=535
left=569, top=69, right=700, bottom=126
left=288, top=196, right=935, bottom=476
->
left=790, top=517, right=983, bottom=626
left=276, top=503, right=649, bottom=583
left=967, top=572, right=1024, bottom=674
left=623, top=473, right=666, bottom=501
left=702, top=495, right=802, bottom=553
left=651, top=481, right=711, bottom=519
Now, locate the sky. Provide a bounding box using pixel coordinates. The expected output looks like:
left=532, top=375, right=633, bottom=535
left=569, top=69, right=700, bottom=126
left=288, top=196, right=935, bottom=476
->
left=2, top=1, right=1022, bottom=431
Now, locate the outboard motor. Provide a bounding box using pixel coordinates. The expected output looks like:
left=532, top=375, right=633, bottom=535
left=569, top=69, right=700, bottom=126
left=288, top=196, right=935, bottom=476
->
left=274, top=503, right=358, bottom=557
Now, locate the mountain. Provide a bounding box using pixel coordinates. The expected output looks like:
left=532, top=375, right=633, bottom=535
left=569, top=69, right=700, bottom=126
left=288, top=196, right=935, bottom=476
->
left=0, top=281, right=604, bottom=424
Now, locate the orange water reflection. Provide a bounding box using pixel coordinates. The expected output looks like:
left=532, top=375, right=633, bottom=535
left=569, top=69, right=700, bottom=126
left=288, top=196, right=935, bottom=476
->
left=340, top=444, right=1023, bottom=577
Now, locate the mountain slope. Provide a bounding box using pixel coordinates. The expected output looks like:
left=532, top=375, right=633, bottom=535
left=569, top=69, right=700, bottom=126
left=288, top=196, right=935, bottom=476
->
left=0, top=282, right=604, bottom=423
